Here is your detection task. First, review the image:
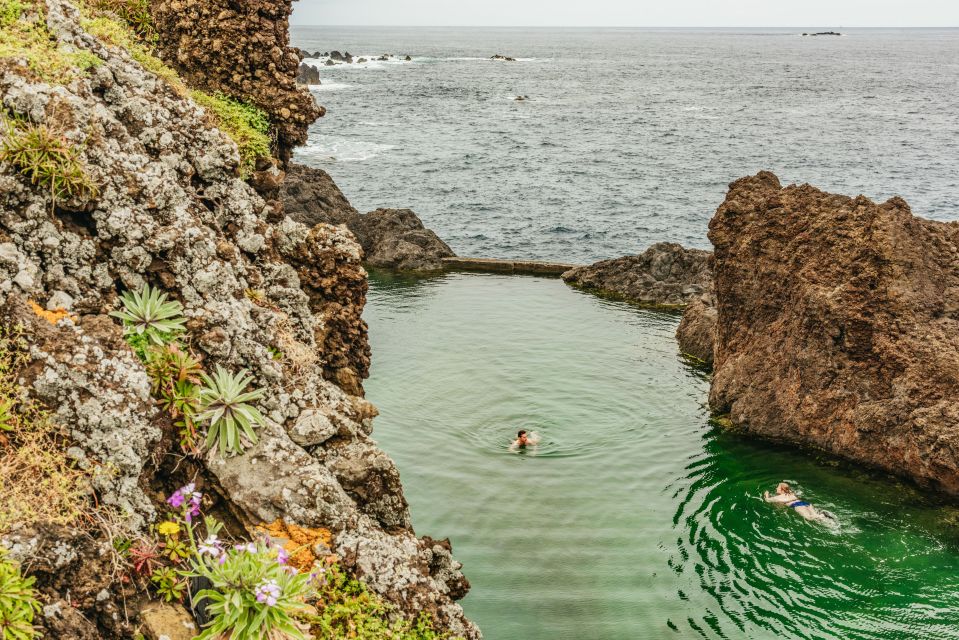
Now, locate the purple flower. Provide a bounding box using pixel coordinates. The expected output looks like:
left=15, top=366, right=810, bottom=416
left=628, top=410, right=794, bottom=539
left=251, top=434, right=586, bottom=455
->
left=255, top=579, right=281, bottom=607
left=198, top=535, right=221, bottom=556
left=234, top=542, right=257, bottom=554
left=167, top=483, right=201, bottom=516
left=217, top=552, right=228, bottom=565
left=276, top=547, right=289, bottom=565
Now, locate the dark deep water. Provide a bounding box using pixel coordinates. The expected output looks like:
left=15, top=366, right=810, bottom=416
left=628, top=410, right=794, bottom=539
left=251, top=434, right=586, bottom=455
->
left=291, top=27, right=959, bottom=263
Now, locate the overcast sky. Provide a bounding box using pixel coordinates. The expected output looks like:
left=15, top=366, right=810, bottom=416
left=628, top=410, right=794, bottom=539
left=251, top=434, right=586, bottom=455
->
left=291, top=0, right=959, bottom=27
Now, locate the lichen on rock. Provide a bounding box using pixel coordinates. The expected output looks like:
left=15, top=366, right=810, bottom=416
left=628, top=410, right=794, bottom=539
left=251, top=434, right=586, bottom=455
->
left=0, top=0, right=479, bottom=636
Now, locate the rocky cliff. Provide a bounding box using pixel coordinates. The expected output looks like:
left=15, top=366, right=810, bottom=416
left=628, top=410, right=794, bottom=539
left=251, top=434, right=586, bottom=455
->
left=150, top=0, right=323, bottom=162
left=0, top=0, right=477, bottom=637
left=708, top=171, right=959, bottom=494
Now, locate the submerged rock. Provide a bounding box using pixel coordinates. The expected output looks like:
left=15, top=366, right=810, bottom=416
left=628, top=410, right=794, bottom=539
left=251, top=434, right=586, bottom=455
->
left=280, top=164, right=456, bottom=271
left=708, top=171, right=959, bottom=494
left=562, top=242, right=712, bottom=307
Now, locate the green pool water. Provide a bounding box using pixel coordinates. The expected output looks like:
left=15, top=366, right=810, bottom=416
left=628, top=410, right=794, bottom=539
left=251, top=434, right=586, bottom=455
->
left=363, top=271, right=959, bottom=640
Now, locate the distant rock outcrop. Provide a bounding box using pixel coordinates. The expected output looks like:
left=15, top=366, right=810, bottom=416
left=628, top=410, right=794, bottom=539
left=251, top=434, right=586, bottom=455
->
left=296, top=62, right=320, bottom=85
left=280, top=164, right=455, bottom=271
left=562, top=242, right=712, bottom=307
left=708, top=171, right=959, bottom=494
left=491, top=54, right=517, bottom=61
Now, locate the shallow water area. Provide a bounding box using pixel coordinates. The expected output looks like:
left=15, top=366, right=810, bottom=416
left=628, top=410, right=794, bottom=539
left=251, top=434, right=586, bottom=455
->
left=364, top=271, right=959, bottom=640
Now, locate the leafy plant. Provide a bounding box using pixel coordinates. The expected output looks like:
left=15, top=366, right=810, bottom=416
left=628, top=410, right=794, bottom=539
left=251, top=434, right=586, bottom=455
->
left=110, top=284, right=186, bottom=345
left=197, top=366, right=266, bottom=456
left=190, top=91, right=271, bottom=178
left=150, top=566, right=186, bottom=603
left=145, top=343, right=202, bottom=396
left=0, top=549, right=40, bottom=640
left=86, top=0, right=156, bottom=43
left=0, top=119, right=99, bottom=204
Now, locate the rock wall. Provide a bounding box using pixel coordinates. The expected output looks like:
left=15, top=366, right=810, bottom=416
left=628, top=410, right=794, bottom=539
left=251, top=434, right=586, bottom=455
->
left=708, top=171, right=959, bottom=494
left=0, top=0, right=478, bottom=636
left=150, top=0, right=323, bottom=161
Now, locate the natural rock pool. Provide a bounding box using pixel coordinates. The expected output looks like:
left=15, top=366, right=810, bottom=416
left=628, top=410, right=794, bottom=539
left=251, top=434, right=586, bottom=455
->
left=365, top=271, right=959, bottom=640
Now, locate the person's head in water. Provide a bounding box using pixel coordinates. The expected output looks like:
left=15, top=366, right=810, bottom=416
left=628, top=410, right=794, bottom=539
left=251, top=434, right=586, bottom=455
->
left=516, top=430, right=529, bottom=446
left=776, top=482, right=792, bottom=495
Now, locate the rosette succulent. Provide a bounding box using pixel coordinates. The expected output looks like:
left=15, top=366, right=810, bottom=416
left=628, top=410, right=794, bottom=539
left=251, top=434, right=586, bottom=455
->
left=197, top=366, right=266, bottom=456
left=110, top=284, right=187, bottom=344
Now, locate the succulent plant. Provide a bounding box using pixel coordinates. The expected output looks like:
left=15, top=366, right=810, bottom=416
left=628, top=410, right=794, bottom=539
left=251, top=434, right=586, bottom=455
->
left=197, top=366, right=266, bottom=456
left=110, top=284, right=186, bottom=344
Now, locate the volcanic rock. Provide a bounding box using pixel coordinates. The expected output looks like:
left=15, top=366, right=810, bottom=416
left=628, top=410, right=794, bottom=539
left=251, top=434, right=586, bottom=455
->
left=708, top=171, right=959, bottom=493
left=150, top=0, right=324, bottom=161
left=280, top=164, right=456, bottom=271
left=562, top=242, right=712, bottom=307
left=676, top=292, right=716, bottom=365
left=296, top=62, right=320, bottom=85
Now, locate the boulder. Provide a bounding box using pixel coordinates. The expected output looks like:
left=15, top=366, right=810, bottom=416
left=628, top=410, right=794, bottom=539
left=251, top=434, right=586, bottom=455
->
left=296, top=62, right=320, bottom=85
left=491, top=54, right=517, bottom=61
left=708, top=171, right=959, bottom=493
left=562, top=242, right=712, bottom=307
left=280, top=164, right=456, bottom=271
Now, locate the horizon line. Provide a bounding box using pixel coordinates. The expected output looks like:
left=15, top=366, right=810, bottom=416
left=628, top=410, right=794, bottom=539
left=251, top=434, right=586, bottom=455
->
left=289, top=24, right=959, bottom=29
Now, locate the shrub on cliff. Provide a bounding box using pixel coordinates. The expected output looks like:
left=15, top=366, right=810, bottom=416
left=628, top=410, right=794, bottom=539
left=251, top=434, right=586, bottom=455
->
left=189, top=91, right=271, bottom=177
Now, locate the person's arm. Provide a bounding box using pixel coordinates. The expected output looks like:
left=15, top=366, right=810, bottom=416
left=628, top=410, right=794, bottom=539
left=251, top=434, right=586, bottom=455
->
left=764, top=492, right=791, bottom=503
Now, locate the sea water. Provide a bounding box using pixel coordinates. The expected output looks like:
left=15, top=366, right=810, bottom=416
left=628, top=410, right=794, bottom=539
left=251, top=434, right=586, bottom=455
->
left=291, top=27, right=959, bottom=263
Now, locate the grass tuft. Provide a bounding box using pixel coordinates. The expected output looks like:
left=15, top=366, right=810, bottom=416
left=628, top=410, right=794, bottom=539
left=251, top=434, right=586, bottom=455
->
left=0, top=116, right=99, bottom=204
left=0, top=323, right=92, bottom=535
left=189, top=90, right=271, bottom=177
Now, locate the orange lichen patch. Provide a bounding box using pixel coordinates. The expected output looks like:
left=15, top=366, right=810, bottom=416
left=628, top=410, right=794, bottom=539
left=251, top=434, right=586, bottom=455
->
left=257, top=520, right=335, bottom=572
left=28, top=300, right=77, bottom=325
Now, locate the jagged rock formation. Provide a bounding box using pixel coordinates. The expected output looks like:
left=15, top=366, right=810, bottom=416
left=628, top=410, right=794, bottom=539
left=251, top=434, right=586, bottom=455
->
left=296, top=61, right=320, bottom=84
left=0, top=0, right=478, bottom=636
left=708, top=171, right=959, bottom=494
left=281, top=163, right=456, bottom=271
left=563, top=242, right=712, bottom=307
left=150, top=0, right=323, bottom=161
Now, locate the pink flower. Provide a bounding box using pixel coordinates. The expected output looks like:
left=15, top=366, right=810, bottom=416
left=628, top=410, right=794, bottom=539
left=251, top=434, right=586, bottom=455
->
left=198, top=535, right=221, bottom=556
left=276, top=547, right=289, bottom=565
left=167, top=483, right=201, bottom=517
left=255, top=579, right=281, bottom=607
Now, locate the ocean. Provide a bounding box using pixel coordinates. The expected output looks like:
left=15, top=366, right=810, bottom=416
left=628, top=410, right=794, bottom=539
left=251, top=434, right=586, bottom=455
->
left=290, top=27, right=959, bottom=263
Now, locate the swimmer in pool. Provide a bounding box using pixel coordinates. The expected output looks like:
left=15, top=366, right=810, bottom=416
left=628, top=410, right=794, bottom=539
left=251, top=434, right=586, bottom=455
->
left=764, top=482, right=836, bottom=524
left=510, top=429, right=541, bottom=451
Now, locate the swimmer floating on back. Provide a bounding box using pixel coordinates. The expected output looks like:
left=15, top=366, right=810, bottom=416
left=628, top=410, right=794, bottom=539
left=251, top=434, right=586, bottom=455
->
left=510, top=429, right=541, bottom=451
left=764, top=482, right=837, bottom=525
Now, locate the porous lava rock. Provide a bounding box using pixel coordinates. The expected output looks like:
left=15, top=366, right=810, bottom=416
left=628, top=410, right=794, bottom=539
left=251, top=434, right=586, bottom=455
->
left=0, top=0, right=478, bottom=636
left=676, top=291, right=716, bottom=365
left=150, top=0, right=324, bottom=161
left=708, top=171, right=959, bottom=494
left=563, top=242, right=712, bottom=307
left=281, top=164, right=456, bottom=271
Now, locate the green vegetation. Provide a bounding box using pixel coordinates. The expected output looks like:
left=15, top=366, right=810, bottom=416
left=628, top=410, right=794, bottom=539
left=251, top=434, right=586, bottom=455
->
left=189, top=91, right=271, bottom=177
left=79, top=14, right=182, bottom=89
left=310, top=565, right=453, bottom=640
left=0, top=549, right=40, bottom=640
left=0, top=323, right=90, bottom=535
left=0, top=0, right=102, bottom=82
left=110, top=284, right=187, bottom=345
left=0, top=117, right=99, bottom=204
left=86, top=0, right=155, bottom=43
left=197, top=366, right=266, bottom=456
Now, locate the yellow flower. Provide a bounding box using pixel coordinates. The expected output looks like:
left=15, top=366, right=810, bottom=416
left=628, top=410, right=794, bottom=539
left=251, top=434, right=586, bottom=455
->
left=157, top=521, right=180, bottom=536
